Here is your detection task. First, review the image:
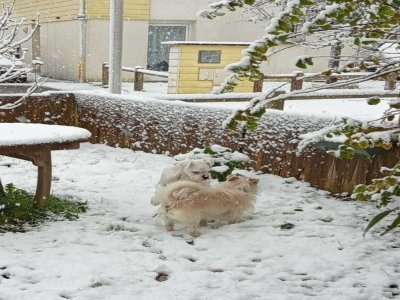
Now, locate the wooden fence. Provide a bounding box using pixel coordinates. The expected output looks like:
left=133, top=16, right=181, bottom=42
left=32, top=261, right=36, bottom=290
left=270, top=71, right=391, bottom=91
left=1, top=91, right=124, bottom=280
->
left=101, top=64, right=397, bottom=94
left=101, top=63, right=168, bottom=91
left=255, top=71, right=398, bottom=92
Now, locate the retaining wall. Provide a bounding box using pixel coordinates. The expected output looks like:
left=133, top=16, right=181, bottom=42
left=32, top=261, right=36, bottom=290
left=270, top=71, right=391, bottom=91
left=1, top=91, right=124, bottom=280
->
left=1, top=92, right=398, bottom=194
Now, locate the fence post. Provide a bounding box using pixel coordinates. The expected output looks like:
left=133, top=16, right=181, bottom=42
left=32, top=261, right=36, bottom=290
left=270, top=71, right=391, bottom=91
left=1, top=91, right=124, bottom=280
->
left=253, top=78, right=263, bottom=92
left=290, top=71, right=304, bottom=91
left=265, top=90, right=286, bottom=110
left=384, top=72, right=397, bottom=90
left=102, top=63, right=109, bottom=87
left=134, top=66, right=144, bottom=91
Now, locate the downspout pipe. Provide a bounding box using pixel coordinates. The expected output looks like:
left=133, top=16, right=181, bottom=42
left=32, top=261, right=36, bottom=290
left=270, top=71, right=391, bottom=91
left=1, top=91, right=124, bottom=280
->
left=109, top=0, right=124, bottom=94
left=78, top=0, right=87, bottom=82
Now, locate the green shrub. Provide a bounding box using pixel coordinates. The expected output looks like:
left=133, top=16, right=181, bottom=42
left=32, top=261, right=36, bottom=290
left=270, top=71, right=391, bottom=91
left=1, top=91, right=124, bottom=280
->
left=175, top=144, right=250, bottom=181
left=0, top=183, right=87, bottom=232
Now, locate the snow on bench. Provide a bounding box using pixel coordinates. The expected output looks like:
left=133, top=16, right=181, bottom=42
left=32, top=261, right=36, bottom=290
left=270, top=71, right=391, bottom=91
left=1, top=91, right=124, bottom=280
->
left=0, top=123, right=91, bottom=147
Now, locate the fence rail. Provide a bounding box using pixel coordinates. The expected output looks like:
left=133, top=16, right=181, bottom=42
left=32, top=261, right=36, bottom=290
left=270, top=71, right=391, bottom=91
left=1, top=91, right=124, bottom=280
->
left=102, top=63, right=168, bottom=91
left=102, top=62, right=397, bottom=94
left=258, top=71, right=397, bottom=92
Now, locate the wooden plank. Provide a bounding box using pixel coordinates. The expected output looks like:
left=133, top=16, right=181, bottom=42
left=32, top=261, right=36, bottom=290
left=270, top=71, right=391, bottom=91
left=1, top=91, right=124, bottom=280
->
left=0, top=140, right=85, bottom=153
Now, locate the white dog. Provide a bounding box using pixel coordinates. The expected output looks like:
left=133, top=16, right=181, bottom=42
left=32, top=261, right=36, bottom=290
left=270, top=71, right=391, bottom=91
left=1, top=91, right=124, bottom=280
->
left=150, top=159, right=212, bottom=206
left=154, top=175, right=259, bottom=237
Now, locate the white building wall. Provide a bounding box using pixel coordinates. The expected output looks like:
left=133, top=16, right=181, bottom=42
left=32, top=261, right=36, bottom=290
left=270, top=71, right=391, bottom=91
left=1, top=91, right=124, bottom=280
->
left=85, top=19, right=149, bottom=82
left=150, top=0, right=266, bottom=42
left=264, top=44, right=357, bottom=75
left=39, top=21, right=80, bottom=81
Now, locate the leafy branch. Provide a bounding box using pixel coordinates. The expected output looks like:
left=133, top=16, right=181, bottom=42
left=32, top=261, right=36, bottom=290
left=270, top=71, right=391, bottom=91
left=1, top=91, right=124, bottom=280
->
left=204, top=0, right=400, bottom=234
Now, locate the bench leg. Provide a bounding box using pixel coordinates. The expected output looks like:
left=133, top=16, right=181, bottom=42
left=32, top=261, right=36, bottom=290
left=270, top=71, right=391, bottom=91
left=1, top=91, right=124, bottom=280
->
left=35, top=151, right=52, bottom=208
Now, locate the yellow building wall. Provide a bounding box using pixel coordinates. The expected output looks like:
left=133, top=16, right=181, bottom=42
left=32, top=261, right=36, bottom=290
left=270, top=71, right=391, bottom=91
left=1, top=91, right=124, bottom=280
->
left=177, top=45, right=254, bottom=94
left=5, top=0, right=79, bottom=22
left=6, top=0, right=150, bottom=23
left=87, top=0, right=150, bottom=20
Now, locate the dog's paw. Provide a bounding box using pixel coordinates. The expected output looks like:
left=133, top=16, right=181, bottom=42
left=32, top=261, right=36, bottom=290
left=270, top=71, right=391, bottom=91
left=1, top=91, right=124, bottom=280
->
left=199, top=219, right=208, bottom=227
left=189, top=230, right=201, bottom=237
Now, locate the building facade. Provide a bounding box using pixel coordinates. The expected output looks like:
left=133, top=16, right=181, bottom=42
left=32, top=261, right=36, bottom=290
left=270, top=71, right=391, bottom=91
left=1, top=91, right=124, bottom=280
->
left=9, top=0, right=267, bottom=82
left=9, top=0, right=351, bottom=84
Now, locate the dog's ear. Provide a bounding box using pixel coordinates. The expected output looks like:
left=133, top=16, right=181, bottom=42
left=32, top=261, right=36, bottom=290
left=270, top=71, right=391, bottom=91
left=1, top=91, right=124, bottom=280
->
left=203, top=159, right=213, bottom=168
left=249, top=178, right=259, bottom=184
left=158, top=164, right=184, bottom=185
left=181, top=160, right=193, bottom=169
left=227, top=175, right=239, bottom=181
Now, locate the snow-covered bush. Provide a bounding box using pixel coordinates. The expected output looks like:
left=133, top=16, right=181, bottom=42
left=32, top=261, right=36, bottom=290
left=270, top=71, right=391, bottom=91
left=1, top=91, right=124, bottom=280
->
left=174, top=144, right=250, bottom=181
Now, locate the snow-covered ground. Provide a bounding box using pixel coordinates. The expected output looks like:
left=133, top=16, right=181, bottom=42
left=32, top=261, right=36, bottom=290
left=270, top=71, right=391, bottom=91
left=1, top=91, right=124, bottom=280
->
left=0, top=143, right=399, bottom=300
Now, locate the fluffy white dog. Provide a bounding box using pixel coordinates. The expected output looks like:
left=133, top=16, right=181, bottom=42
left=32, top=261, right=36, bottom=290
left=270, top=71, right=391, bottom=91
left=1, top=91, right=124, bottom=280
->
left=154, top=175, right=259, bottom=237
left=150, top=159, right=212, bottom=206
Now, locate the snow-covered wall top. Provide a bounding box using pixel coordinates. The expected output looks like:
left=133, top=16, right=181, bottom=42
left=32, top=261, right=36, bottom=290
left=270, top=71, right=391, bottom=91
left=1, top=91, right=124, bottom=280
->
left=74, top=91, right=332, bottom=157
left=162, top=41, right=252, bottom=46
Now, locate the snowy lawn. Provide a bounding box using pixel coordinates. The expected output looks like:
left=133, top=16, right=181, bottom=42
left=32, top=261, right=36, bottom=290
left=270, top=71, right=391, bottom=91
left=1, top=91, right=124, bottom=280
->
left=0, top=143, right=399, bottom=300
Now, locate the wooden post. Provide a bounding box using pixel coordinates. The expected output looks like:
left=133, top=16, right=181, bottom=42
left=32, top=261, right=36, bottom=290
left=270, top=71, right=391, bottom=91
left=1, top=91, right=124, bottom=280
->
left=326, top=74, right=338, bottom=84
left=265, top=99, right=285, bottom=110
left=265, top=90, right=286, bottom=110
left=384, top=72, right=397, bottom=90
left=102, top=63, right=109, bottom=87
left=290, top=71, right=304, bottom=91
left=134, top=67, right=144, bottom=91
left=253, top=78, right=263, bottom=92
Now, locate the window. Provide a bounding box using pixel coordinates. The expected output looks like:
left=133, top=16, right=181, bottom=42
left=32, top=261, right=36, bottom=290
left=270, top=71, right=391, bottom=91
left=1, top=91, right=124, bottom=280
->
left=198, top=50, right=221, bottom=64
left=147, top=25, right=188, bottom=71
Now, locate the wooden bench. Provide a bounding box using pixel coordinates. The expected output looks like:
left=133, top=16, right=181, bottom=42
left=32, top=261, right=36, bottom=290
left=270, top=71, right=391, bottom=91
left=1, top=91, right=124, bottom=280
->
left=0, top=123, right=91, bottom=207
